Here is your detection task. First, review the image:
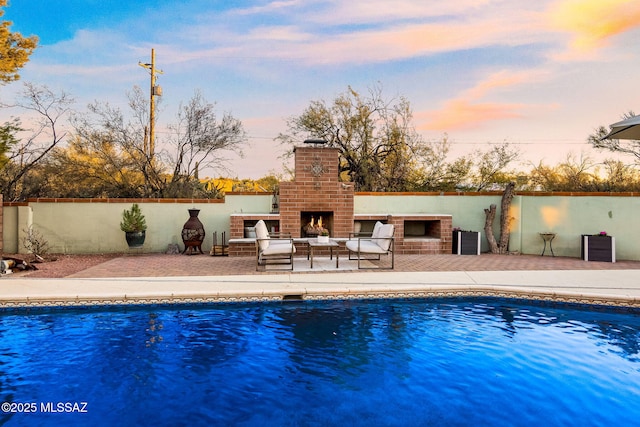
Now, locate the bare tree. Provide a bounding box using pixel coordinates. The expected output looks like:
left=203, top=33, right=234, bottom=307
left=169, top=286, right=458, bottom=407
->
left=70, top=87, right=163, bottom=197
left=557, top=153, right=596, bottom=191
left=0, top=83, right=73, bottom=200
left=164, top=90, right=246, bottom=197
left=473, top=142, right=520, bottom=191
left=68, top=88, right=246, bottom=198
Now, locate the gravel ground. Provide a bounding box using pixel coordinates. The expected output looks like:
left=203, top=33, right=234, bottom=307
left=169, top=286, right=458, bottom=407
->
left=3, top=253, right=123, bottom=278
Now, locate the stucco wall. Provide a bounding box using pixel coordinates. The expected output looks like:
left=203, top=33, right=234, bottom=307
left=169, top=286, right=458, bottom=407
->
left=3, top=193, right=639, bottom=260
left=518, top=195, right=640, bottom=260
left=2, top=195, right=272, bottom=254
left=354, top=193, right=504, bottom=253
left=355, top=193, right=639, bottom=259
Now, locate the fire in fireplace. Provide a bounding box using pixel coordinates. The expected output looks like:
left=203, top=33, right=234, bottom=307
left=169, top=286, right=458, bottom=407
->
left=301, top=212, right=333, bottom=237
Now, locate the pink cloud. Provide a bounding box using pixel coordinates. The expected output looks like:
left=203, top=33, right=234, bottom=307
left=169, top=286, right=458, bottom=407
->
left=417, top=69, right=549, bottom=132
left=296, top=19, right=525, bottom=65
left=418, top=99, right=525, bottom=132
left=216, top=13, right=541, bottom=67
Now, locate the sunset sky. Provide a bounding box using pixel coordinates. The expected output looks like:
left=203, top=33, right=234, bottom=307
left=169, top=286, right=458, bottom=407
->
left=4, top=0, right=640, bottom=178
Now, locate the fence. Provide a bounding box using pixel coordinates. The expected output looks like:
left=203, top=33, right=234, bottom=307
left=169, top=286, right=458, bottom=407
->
left=3, top=192, right=639, bottom=260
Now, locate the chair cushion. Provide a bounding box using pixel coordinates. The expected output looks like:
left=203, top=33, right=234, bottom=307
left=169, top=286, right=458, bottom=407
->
left=345, top=239, right=387, bottom=254
left=371, top=221, right=383, bottom=239
left=375, top=224, right=394, bottom=251
left=255, top=220, right=270, bottom=250
left=261, top=241, right=296, bottom=256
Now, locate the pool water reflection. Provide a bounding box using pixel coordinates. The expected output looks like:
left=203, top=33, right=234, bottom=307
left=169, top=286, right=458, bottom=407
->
left=1, top=298, right=639, bottom=426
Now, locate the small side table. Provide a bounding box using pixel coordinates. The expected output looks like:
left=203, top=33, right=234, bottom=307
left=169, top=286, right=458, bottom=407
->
left=539, top=233, right=556, bottom=257
left=307, top=239, right=340, bottom=268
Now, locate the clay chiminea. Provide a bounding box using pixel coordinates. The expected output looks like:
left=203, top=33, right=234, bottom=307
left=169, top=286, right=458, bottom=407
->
left=181, top=208, right=205, bottom=254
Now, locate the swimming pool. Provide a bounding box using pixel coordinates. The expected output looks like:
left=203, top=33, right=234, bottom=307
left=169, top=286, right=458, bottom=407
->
left=1, top=298, right=639, bottom=426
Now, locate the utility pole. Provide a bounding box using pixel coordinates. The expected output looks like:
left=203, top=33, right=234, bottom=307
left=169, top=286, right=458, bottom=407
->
left=138, top=48, right=163, bottom=159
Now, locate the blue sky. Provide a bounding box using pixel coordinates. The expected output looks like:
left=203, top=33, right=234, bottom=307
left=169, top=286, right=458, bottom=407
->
left=3, top=0, right=640, bottom=178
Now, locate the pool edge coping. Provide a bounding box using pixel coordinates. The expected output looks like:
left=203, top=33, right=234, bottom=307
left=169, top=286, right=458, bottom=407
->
left=1, top=286, right=638, bottom=309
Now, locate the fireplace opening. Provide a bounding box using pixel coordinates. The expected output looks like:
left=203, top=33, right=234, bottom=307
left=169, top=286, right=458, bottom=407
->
left=404, top=220, right=441, bottom=239
left=301, top=211, right=333, bottom=237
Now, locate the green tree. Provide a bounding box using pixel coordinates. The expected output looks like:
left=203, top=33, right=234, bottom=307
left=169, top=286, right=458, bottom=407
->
left=598, top=159, right=640, bottom=191
left=525, top=154, right=640, bottom=192
left=528, top=161, right=564, bottom=191
left=409, top=137, right=519, bottom=192
left=277, top=84, right=424, bottom=191
left=0, top=0, right=38, bottom=190
left=43, top=133, right=144, bottom=197
left=0, top=0, right=37, bottom=84
left=255, top=174, right=280, bottom=192
left=409, top=134, right=473, bottom=191
left=0, top=117, right=20, bottom=168
left=472, top=142, right=520, bottom=191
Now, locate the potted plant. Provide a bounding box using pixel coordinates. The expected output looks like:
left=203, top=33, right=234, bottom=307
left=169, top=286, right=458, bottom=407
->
left=318, top=229, right=330, bottom=243
left=581, top=231, right=615, bottom=262
left=120, top=203, right=147, bottom=248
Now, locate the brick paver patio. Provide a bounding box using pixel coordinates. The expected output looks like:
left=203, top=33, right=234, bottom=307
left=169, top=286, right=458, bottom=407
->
left=67, top=253, right=640, bottom=278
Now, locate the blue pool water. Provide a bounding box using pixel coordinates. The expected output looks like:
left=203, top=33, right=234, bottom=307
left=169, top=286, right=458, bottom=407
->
left=1, top=298, right=639, bottom=426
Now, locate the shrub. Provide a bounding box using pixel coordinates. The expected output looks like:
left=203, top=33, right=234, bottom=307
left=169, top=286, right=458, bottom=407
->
left=120, top=204, right=147, bottom=232
left=21, top=226, right=50, bottom=260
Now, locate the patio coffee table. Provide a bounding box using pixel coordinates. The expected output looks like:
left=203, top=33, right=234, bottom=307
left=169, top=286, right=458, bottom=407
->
left=307, top=239, right=340, bottom=268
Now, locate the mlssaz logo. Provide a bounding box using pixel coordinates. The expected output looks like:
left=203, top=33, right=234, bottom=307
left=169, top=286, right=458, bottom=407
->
left=40, top=402, right=88, bottom=413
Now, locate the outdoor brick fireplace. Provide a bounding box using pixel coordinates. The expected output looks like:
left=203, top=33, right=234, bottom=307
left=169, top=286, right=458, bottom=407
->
left=278, top=146, right=354, bottom=238
left=228, top=144, right=452, bottom=256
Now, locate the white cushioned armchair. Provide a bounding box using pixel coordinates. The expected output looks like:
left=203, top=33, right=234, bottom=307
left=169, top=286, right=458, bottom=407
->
left=255, top=220, right=296, bottom=270
left=345, top=221, right=395, bottom=269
